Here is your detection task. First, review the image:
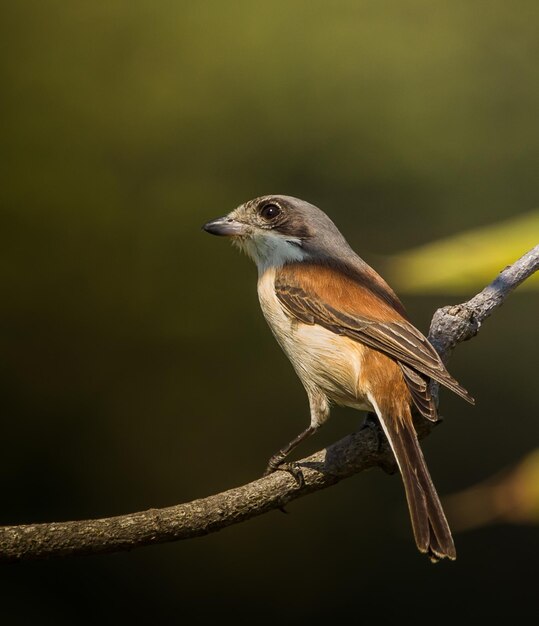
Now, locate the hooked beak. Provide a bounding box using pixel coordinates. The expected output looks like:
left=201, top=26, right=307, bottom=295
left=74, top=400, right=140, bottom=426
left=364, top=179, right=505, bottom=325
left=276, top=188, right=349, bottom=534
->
left=202, top=216, right=247, bottom=237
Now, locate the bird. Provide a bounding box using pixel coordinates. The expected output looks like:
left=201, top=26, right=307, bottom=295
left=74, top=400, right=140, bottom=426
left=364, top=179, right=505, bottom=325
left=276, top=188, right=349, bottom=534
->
left=203, top=195, right=474, bottom=561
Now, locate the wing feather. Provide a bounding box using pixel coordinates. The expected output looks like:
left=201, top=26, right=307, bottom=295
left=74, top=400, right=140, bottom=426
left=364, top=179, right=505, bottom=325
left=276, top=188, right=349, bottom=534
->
left=275, top=263, right=474, bottom=416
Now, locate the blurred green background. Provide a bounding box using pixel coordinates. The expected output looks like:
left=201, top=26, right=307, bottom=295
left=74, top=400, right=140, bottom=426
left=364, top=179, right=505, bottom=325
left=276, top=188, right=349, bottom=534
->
left=1, top=1, right=538, bottom=623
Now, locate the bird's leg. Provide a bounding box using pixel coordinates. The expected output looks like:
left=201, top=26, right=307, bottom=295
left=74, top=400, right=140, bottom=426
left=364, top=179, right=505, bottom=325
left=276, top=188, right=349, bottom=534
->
left=263, top=425, right=317, bottom=487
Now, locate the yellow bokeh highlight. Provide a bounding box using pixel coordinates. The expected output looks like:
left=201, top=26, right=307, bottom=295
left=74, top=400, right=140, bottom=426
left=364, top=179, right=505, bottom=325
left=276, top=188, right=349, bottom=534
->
left=388, top=212, right=539, bottom=294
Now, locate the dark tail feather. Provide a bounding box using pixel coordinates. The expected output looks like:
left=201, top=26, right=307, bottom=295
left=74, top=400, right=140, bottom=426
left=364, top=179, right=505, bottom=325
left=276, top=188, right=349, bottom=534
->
left=378, top=414, right=456, bottom=561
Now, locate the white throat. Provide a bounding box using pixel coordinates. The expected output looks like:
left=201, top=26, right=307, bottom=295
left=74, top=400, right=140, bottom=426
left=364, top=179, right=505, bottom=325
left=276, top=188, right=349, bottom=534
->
left=235, top=231, right=307, bottom=273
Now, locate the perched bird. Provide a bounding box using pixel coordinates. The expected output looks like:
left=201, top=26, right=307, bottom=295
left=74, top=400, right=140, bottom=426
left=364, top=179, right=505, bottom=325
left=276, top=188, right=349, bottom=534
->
left=203, top=195, right=474, bottom=561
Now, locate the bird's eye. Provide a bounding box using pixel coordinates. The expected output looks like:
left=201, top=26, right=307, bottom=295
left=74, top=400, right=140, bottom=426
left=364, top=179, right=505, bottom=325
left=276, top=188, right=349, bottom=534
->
left=259, top=203, right=282, bottom=221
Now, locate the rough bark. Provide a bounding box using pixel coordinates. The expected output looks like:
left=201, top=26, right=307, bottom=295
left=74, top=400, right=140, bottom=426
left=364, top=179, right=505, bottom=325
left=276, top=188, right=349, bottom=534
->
left=1, top=244, right=538, bottom=563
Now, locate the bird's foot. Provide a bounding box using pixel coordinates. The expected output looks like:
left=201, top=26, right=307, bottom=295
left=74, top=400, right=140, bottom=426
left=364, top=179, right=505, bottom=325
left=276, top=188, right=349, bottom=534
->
left=263, top=456, right=305, bottom=488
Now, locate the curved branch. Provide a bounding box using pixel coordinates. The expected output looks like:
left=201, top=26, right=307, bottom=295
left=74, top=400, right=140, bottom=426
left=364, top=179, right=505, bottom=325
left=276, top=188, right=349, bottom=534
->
left=428, top=244, right=539, bottom=359
left=0, top=426, right=389, bottom=562
left=426, top=243, right=539, bottom=403
left=1, top=244, right=538, bottom=563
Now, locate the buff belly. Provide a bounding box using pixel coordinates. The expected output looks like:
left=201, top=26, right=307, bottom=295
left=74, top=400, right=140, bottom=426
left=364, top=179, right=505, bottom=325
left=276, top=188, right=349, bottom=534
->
left=257, top=267, right=372, bottom=413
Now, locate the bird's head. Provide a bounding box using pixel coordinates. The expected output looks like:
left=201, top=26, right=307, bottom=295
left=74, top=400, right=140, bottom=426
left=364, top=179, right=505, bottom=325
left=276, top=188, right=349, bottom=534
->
left=203, top=195, right=351, bottom=272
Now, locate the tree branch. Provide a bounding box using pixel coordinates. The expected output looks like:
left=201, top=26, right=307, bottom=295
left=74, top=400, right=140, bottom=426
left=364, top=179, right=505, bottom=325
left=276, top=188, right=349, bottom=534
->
left=428, top=244, right=539, bottom=360
left=1, top=245, right=538, bottom=563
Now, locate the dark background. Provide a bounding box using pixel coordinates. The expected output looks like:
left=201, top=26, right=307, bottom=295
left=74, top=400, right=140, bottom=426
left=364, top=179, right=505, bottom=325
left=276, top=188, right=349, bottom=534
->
left=1, top=2, right=538, bottom=623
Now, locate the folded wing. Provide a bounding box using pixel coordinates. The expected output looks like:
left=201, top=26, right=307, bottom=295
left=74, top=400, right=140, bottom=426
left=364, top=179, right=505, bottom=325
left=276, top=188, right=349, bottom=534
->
left=275, top=261, right=474, bottom=420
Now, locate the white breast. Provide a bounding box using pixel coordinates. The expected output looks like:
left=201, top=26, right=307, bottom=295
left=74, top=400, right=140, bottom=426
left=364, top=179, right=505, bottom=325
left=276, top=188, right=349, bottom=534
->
left=257, top=268, right=371, bottom=413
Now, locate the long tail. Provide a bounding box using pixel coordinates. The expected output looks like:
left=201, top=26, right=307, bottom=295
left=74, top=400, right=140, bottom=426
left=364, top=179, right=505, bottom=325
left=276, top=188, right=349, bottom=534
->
left=374, top=408, right=456, bottom=561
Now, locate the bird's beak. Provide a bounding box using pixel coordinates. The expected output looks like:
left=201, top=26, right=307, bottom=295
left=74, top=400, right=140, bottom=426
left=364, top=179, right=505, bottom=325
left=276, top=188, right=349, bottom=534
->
left=202, top=216, right=247, bottom=237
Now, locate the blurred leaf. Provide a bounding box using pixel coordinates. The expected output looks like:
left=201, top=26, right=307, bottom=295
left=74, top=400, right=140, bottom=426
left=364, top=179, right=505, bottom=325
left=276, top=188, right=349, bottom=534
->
left=445, top=448, right=539, bottom=531
left=387, top=212, right=539, bottom=293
